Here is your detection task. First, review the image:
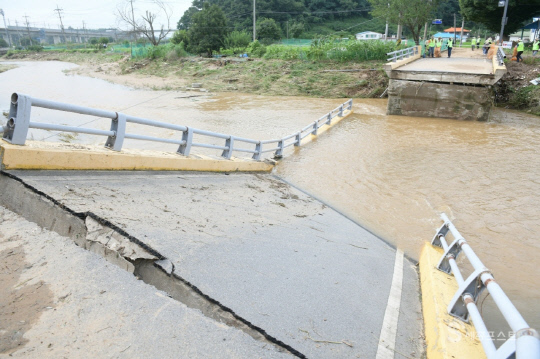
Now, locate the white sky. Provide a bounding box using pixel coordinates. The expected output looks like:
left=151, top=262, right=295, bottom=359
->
left=0, top=0, right=192, bottom=30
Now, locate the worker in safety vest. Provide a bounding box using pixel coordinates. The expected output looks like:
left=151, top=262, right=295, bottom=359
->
left=423, top=38, right=430, bottom=58
left=428, top=36, right=436, bottom=58
left=531, top=38, right=539, bottom=56
left=447, top=38, right=453, bottom=58
left=516, top=39, right=524, bottom=62
left=471, top=36, right=476, bottom=50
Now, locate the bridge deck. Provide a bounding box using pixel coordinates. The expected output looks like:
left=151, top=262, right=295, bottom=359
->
left=7, top=170, right=424, bottom=358
left=396, top=58, right=493, bottom=75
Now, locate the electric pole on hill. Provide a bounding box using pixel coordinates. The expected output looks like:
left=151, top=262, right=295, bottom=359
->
left=54, top=5, right=66, bottom=43
left=253, top=0, right=256, bottom=41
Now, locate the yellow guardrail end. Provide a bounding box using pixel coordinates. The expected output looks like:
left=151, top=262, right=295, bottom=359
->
left=0, top=141, right=274, bottom=172
left=419, top=242, right=486, bottom=359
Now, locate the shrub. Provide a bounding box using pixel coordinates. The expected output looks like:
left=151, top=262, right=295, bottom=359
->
left=27, top=45, right=44, bottom=52
left=224, top=31, right=251, bottom=49
left=246, top=40, right=266, bottom=57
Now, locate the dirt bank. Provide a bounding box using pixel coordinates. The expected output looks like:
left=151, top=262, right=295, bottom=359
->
left=3, top=50, right=539, bottom=116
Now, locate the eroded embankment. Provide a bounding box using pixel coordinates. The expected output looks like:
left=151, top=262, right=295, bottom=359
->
left=0, top=171, right=306, bottom=358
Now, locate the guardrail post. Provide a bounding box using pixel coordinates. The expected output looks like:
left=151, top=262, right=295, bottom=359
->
left=104, top=112, right=126, bottom=151
left=178, top=127, right=193, bottom=156
left=338, top=105, right=344, bottom=117
left=326, top=113, right=332, bottom=125
left=252, top=141, right=262, bottom=160
left=311, top=121, right=318, bottom=135
left=221, top=136, right=234, bottom=159
left=274, top=139, right=284, bottom=158
left=3, top=93, right=31, bottom=145
left=294, top=132, right=301, bottom=146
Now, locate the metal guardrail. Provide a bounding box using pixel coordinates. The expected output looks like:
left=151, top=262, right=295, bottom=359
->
left=2, top=93, right=353, bottom=160
left=497, top=46, right=507, bottom=66
left=387, top=46, right=418, bottom=62
left=432, top=213, right=540, bottom=359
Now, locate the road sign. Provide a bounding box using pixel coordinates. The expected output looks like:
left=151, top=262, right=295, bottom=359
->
left=432, top=19, right=442, bottom=25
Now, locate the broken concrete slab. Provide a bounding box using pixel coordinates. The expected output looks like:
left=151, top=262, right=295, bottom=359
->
left=3, top=170, right=425, bottom=359
left=0, top=206, right=295, bottom=359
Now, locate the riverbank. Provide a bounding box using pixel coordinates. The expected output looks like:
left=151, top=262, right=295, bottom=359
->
left=2, top=50, right=539, bottom=116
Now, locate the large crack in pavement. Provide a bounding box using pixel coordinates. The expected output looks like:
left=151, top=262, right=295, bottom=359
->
left=0, top=171, right=307, bottom=359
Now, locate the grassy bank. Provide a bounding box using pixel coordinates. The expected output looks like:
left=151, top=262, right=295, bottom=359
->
left=3, top=49, right=540, bottom=116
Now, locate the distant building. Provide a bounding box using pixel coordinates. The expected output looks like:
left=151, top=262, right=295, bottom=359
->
left=355, top=31, right=384, bottom=40
left=432, top=32, right=464, bottom=40
left=443, top=27, right=470, bottom=41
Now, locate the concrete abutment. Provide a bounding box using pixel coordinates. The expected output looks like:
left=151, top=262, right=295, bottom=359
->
left=387, top=79, right=492, bottom=121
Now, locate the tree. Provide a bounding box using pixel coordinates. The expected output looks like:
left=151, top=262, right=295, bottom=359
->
left=170, top=29, right=189, bottom=45
left=369, top=0, right=441, bottom=44
left=257, top=18, right=282, bottom=41
left=187, top=3, right=228, bottom=56
left=98, top=37, right=110, bottom=45
left=459, top=0, right=540, bottom=37
left=0, top=38, right=8, bottom=47
left=117, top=0, right=172, bottom=46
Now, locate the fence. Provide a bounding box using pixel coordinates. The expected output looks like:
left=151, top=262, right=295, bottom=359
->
left=386, top=46, right=419, bottom=62
left=431, top=213, right=540, bottom=358
left=2, top=93, right=352, bottom=161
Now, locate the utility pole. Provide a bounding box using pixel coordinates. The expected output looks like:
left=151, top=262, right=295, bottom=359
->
left=498, top=0, right=509, bottom=45
left=129, top=0, right=136, bottom=56
left=396, top=12, right=402, bottom=41
left=459, top=18, right=464, bottom=46
left=82, top=21, right=87, bottom=46
left=0, top=9, right=12, bottom=47
left=384, top=2, right=389, bottom=41
left=23, top=14, right=31, bottom=45
left=453, top=13, right=457, bottom=45
left=423, top=22, right=428, bottom=41
left=253, top=0, right=256, bottom=41
left=54, top=5, right=66, bottom=43
left=15, top=19, right=22, bottom=46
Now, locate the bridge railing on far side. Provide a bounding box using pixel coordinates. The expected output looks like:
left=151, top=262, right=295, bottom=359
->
left=2, top=93, right=353, bottom=161
left=431, top=213, right=540, bottom=359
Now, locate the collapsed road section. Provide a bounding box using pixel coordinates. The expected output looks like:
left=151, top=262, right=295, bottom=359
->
left=0, top=170, right=424, bottom=358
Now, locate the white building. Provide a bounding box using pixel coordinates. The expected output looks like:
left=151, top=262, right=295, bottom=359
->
left=355, top=31, right=384, bottom=40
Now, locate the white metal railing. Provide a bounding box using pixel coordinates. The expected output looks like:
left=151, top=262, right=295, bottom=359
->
left=431, top=213, right=540, bottom=359
left=2, top=93, right=353, bottom=160
left=386, top=46, right=418, bottom=62
left=497, top=46, right=507, bottom=66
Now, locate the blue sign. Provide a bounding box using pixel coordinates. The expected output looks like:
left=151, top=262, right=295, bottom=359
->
left=432, top=19, right=442, bottom=25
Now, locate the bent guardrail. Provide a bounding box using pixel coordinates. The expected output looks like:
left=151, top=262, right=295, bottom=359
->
left=2, top=93, right=352, bottom=161
left=497, top=46, right=507, bottom=66
left=432, top=213, right=540, bottom=359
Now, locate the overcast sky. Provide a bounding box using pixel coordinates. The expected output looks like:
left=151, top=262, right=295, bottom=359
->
left=0, top=0, right=192, bottom=30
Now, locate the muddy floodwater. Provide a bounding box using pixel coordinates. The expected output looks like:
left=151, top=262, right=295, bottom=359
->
left=1, top=61, right=539, bottom=332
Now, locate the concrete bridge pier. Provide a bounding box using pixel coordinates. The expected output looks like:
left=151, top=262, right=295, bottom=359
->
left=384, top=47, right=507, bottom=121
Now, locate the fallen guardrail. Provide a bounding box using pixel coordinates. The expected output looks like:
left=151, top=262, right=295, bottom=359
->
left=386, top=46, right=418, bottom=62
left=432, top=213, right=540, bottom=358
left=2, top=93, right=352, bottom=160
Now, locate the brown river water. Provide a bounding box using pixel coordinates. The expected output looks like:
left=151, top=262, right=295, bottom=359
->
left=1, top=61, right=539, bottom=333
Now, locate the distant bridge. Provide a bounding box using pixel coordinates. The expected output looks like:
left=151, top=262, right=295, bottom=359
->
left=0, top=26, right=130, bottom=46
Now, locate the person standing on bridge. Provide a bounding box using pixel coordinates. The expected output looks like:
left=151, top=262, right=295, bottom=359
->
left=429, top=36, right=436, bottom=58
left=447, top=38, right=453, bottom=58
left=471, top=36, right=476, bottom=50
left=531, top=38, right=539, bottom=56
left=516, top=39, right=525, bottom=62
